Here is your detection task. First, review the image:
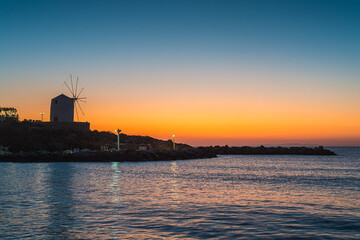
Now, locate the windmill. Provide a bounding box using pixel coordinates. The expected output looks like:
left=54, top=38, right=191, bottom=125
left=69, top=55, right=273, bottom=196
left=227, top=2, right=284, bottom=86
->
left=63, top=75, right=87, bottom=122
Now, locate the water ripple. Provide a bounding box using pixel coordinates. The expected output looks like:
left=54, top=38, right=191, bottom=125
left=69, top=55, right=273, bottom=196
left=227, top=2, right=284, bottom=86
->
left=0, top=147, right=360, bottom=239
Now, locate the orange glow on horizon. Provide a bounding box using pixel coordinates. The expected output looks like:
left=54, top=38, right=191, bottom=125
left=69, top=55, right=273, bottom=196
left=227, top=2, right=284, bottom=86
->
left=9, top=87, right=360, bottom=147
left=85, top=98, right=360, bottom=146
left=3, top=69, right=360, bottom=147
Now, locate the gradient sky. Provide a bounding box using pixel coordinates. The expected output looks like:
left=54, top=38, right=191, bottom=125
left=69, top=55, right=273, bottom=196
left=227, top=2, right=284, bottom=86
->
left=1, top=0, right=359, bottom=146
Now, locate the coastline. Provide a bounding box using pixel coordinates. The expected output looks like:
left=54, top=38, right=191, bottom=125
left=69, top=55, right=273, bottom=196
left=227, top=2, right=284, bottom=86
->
left=0, top=146, right=336, bottom=163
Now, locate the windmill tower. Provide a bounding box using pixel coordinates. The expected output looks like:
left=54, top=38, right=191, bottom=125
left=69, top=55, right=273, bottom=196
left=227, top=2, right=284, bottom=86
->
left=50, top=75, right=86, bottom=122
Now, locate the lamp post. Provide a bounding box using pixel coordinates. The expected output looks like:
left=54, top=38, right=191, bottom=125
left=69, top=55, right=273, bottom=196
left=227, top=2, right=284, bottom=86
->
left=172, top=134, right=176, bottom=150
left=40, top=112, right=44, bottom=122
left=115, top=129, right=121, bottom=150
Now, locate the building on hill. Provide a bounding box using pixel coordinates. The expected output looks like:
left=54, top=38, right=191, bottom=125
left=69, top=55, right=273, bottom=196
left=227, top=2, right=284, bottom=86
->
left=50, top=94, right=74, bottom=122
left=48, top=94, right=90, bottom=131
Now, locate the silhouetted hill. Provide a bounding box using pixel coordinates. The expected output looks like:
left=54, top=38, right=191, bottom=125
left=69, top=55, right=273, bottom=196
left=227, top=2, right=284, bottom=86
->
left=0, top=120, right=191, bottom=152
left=0, top=120, right=336, bottom=156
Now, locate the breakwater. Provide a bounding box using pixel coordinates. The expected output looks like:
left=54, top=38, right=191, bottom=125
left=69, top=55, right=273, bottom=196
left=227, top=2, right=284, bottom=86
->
left=0, top=148, right=217, bottom=163
left=198, top=145, right=336, bottom=155
left=0, top=146, right=335, bottom=163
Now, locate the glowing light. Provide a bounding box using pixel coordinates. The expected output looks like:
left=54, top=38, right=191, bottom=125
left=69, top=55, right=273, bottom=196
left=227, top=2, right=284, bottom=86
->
left=172, top=134, right=176, bottom=150
left=40, top=112, right=44, bottom=122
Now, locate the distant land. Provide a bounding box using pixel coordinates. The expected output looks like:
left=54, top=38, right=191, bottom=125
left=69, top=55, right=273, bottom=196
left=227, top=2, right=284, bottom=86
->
left=0, top=118, right=336, bottom=163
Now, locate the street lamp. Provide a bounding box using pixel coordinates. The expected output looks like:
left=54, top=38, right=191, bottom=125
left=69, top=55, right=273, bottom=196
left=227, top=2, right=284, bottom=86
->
left=40, top=112, right=44, bottom=122
left=172, top=134, right=175, bottom=150
left=115, top=129, right=121, bottom=150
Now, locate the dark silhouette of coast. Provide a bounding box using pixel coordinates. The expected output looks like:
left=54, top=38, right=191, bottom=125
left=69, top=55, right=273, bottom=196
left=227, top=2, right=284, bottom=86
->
left=0, top=149, right=216, bottom=162
left=198, top=145, right=336, bottom=156
left=0, top=120, right=191, bottom=152
left=0, top=120, right=336, bottom=162
left=0, top=145, right=335, bottom=163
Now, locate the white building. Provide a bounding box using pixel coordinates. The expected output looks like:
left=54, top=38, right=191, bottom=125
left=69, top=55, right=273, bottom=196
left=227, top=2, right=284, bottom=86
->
left=50, top=94, right=74, bottom=122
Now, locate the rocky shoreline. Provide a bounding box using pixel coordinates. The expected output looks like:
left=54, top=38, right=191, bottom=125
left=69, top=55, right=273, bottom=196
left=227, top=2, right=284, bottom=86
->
left=0, top=121, right=337, bottom=161
left=198, top=145, right=336, bottom=156
left=0, top=148, right=217, bottom=163
left=0, top=146, right=336, bottom=163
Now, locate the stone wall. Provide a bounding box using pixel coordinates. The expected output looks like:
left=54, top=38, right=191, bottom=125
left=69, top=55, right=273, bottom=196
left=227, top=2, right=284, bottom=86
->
left=42, top=121, right=90, bottom=132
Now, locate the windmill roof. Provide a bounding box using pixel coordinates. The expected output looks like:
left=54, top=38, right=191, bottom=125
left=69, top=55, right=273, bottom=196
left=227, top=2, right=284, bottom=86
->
left=52, top=94, right=73, bottom=100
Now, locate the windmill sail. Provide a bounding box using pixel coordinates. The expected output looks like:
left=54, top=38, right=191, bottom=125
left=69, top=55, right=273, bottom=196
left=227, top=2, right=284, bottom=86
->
left=64, top=75, right=86, bottom=122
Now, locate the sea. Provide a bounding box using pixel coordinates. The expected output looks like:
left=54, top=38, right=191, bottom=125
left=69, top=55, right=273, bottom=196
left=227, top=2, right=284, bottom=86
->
left=0, top=147, right=359, bottom=239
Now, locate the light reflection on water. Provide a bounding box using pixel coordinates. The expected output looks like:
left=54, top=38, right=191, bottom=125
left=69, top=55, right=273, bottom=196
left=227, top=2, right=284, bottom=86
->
left=0, top=147, right=360, bottom=239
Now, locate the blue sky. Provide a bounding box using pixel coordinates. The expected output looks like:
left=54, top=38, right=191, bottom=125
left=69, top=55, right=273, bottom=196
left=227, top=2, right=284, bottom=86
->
left=1, top=0, right=360, bottom=74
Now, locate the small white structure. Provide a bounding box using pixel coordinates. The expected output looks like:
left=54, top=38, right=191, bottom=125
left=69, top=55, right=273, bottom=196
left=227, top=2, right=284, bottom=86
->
left=50, top=94, right=74, bottom=122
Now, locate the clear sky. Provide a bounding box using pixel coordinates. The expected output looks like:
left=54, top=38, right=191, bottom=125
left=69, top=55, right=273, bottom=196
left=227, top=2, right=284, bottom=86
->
left=1, top=0, right=359, bottom=146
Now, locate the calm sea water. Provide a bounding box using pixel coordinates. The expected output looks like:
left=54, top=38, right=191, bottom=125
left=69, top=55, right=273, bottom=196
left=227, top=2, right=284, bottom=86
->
left=0, top=147, right=359, bottom=239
